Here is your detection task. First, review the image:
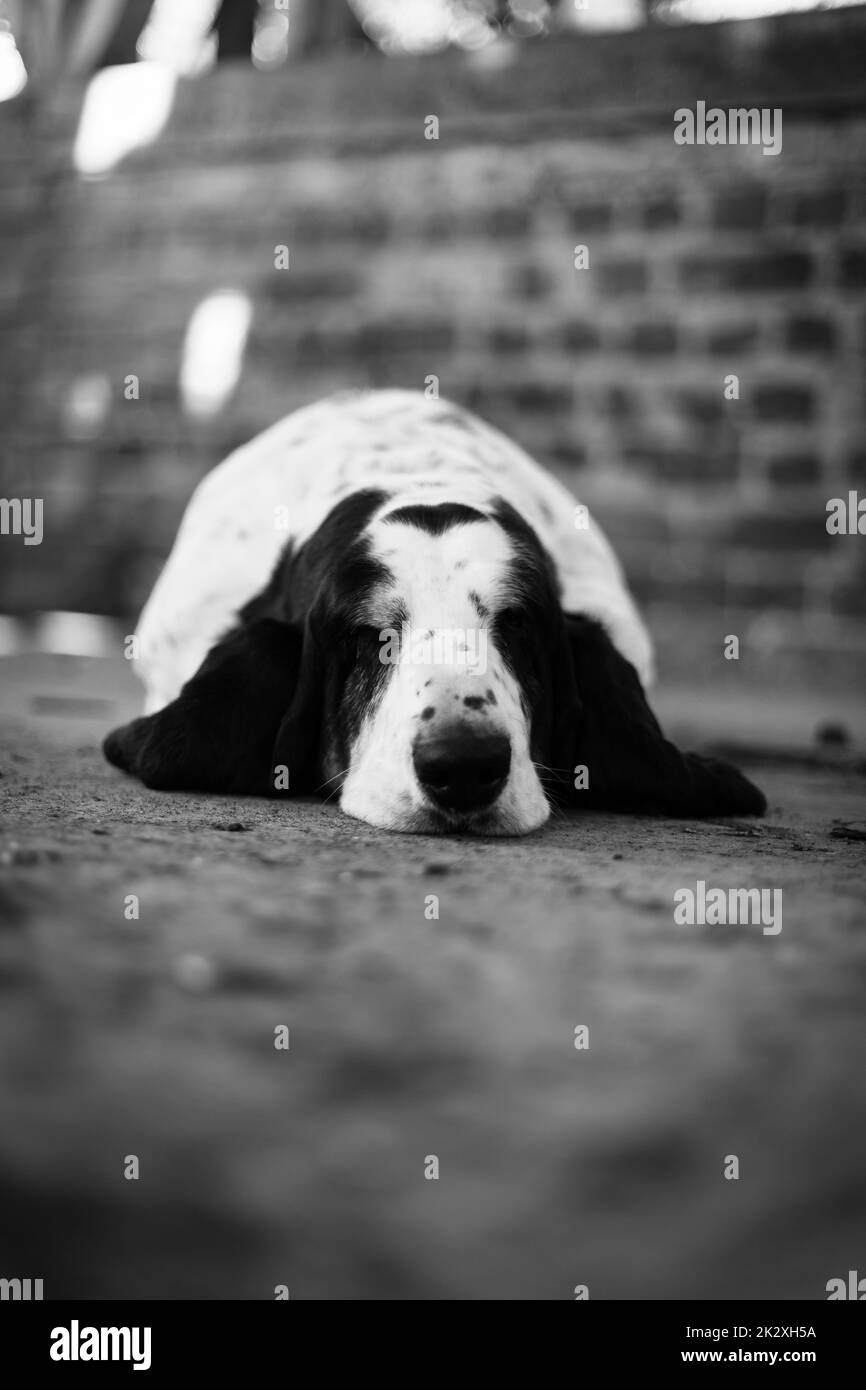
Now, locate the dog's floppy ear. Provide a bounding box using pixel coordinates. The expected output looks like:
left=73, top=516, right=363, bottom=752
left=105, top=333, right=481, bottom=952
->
left=551, top=614, right=766, bottom=818
left=271, top=612, right=330, bottom=792
left=103, top=617, right=317, bottom=795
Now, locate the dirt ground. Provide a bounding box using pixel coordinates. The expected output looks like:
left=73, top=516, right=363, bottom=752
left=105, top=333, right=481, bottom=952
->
left=1, top=653, right=865, bottom=1300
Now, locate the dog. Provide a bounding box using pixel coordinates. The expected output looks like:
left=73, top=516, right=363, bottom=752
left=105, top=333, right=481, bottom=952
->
left=104, top=389, right=765, bottom=835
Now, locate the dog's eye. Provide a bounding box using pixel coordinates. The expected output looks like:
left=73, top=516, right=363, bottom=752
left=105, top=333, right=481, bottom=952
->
left=495, top=607, right=542, bottom=650
left=496, top=606, right=528, bottom=631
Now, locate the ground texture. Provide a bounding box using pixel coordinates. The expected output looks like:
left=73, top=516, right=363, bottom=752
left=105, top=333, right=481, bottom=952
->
left=1, top=655, right=865, bottom=1300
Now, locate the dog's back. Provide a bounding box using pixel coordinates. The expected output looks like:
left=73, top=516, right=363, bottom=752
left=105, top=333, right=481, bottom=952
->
left=136, top=390, right=652, bottom=712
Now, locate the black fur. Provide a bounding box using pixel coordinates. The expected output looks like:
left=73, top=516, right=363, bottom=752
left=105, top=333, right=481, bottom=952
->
left=104, top=490, right=393, bottom=797
left=382, top=502, right=486, bottom=535
left=489, top=498, right=569, bottom=771
left=242, top=489, right=390, bottom=625
left=548, top=614, right=766, bottom=818
left=103, top=619, right=308, bottom=794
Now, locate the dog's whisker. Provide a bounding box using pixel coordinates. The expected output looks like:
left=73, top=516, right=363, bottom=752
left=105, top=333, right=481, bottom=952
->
left=532, top=760, right=574, bottom=778
left=318, top=774, right=348, bottom=804
left=315, top=769, right=346, bottom=792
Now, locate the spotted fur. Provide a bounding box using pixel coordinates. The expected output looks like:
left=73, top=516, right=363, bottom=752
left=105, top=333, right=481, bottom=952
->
left=104, top=390, right=765, bottom=834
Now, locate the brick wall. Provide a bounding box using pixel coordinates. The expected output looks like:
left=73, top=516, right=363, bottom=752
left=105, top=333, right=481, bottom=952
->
left=2, top=7, right=865, bottom=690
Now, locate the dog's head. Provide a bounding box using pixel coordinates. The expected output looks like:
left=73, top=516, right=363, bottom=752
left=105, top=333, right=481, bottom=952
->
left=104, top=489, right=766, bottom=833
left=275, top=490, right=569, bottom=834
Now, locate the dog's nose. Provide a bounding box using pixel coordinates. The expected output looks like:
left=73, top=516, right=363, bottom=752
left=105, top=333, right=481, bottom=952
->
left=413, top=728, right=511, bottom=812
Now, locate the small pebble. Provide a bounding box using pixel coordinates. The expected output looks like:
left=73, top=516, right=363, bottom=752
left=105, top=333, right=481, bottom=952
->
left=173, top=954, right=217, bottom=993
left=815, top=721, right=850, bottom=748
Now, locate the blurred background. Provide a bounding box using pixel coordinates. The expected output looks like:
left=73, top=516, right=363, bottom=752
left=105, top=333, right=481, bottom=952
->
left=2, top=2, right=866, bottom=1304
left=0, top=0, right=865, bottom=730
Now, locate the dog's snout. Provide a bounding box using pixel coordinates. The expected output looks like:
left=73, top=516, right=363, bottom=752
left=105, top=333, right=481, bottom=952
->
left=413, top=727, right=511, bottom=813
